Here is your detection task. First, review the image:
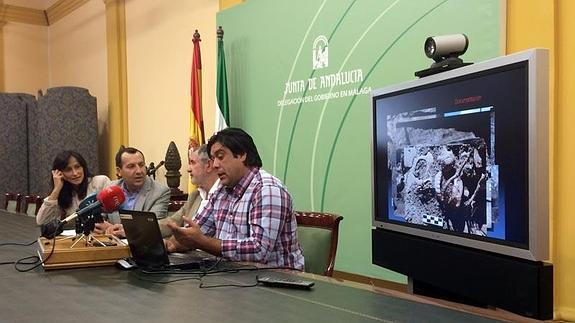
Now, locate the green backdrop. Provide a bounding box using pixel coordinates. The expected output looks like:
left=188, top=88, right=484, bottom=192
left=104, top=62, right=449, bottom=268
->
left=217, top=0, right=503, bottom=282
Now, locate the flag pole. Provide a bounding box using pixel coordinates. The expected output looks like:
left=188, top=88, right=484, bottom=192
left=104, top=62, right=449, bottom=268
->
left=216, top=26, right=230, bottom=131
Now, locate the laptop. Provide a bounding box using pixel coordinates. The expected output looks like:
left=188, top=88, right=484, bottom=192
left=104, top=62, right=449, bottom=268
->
left=119, top=209, right=216, bottom=270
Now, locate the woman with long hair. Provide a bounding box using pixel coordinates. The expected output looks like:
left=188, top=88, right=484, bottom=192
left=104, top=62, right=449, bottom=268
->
left=36, top=150, right=110, bottom=225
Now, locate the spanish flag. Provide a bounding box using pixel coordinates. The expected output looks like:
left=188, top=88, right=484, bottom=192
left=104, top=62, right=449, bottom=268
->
left=190, top=30, right=205, bottom=150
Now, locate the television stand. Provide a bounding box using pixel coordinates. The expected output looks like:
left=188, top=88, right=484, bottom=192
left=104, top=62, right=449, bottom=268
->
left=408, top=277, right=488, bottom=308
left=372, top=229, right=553, bottom=320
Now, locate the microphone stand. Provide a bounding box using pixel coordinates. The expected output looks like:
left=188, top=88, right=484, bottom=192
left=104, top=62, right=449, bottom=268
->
left=46, top=222, right=107, bottom=248
left=69, top=232, right=107, bottom=248
left=70, top=214, right=109, bottom=248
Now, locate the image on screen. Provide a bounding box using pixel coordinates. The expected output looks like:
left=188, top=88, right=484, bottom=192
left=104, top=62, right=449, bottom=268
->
left=386, top=106, right=501, bottom=239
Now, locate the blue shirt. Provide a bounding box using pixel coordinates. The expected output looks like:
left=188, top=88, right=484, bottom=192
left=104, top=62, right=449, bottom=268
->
left=120, top=183, right=139, bottom=210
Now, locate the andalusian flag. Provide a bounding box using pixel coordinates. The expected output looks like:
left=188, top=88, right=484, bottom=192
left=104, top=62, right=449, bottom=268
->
left=215, top=26, right=230, bottom=131
left=190, top=29, right=205, bottom=149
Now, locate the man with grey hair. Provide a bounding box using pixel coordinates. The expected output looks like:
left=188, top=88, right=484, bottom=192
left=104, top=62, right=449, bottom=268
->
left=160, top=144, right=220, bottom=238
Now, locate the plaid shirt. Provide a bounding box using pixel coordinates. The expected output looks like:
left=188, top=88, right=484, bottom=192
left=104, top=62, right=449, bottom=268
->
left=193, top=168, right=304, bottom=270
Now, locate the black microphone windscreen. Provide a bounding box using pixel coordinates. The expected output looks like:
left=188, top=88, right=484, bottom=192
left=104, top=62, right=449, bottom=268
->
left=40, top=220, right=64, bottom=239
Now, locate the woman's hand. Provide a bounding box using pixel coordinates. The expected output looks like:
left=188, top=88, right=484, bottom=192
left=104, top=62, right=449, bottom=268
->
left=52, top=170, right=65, bottom=190
left=47, top=170, right=65, bottom=201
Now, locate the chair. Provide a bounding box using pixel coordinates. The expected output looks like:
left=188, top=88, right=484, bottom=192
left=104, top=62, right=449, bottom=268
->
left=21, top=195, right=43, bottom=217
left=295, top=211, right=343, bottom=277
left=170, top=193, right=189, bottom=202
left=4, top=193, right=22, bottom=213
left=167, top=200, right=186, bottom=216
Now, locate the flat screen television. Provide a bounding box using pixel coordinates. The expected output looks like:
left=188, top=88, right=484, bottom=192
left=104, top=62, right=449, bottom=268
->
left=372, top=49, right=549, bottom=261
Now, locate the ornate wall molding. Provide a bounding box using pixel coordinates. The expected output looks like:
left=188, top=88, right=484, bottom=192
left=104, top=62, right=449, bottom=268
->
left=45, top=0, right=89, bottom=25
left=0, top=4, right=48, bottom=26
left=0, top=0, right=89, bottom=26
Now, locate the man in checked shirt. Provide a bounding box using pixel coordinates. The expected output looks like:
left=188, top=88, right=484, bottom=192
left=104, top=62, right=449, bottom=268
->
left=166, top=128, right=304, bottom=270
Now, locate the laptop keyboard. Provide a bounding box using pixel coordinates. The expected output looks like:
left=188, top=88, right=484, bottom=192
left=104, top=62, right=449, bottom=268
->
left=168, top=255, right=198, bottom=265
left=167, top=252, right=217, bottom=268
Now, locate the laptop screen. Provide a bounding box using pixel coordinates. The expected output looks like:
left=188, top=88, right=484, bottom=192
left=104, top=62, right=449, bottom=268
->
left=119, top=209, right=169, bottom=268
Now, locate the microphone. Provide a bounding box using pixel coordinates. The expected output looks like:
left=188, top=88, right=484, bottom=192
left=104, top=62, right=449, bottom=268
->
left=61, top=192, right=99, bottom=224
left=40, top=186, right=126, bottom=238
left=78, top=192, right=102, bottom=215
left=61, top=185, right=125, bottom=224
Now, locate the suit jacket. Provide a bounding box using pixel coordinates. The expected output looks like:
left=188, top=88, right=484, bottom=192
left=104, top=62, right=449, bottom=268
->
left=106, top=176, right=170, bottom=224
left=158, top=189, right=202, bottom=238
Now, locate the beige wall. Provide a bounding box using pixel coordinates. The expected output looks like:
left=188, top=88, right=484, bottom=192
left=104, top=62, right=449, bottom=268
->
left=125, top=0, right=218, bottom=191
left=48, top=0, right=108, bottom=172
left=3, top=22, right=49, bottom=94
left=507, top=1, right=575, bottom=319
left=2, top=0, right=108, bottom=173
left=2, top=0, right=220, bottom=190
left=555, top=1, right=575, bottom=317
